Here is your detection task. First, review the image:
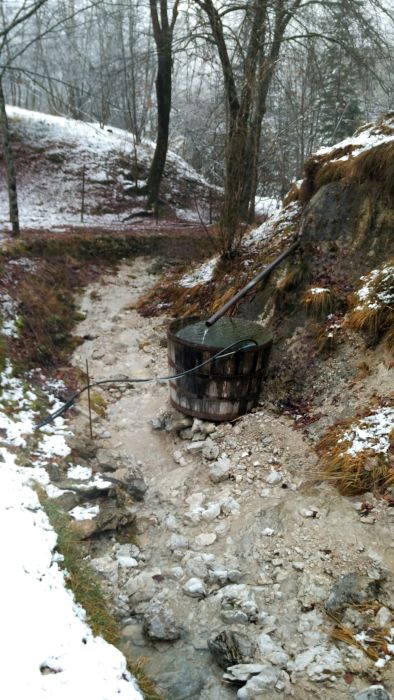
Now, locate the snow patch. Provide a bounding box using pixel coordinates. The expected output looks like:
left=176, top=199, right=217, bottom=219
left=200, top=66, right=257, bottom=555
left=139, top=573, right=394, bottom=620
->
left=339, top=407, right=394, bottom=457
left=179, top=256, right=218, bottom=288
left=0, top=361, right=143, bottom=699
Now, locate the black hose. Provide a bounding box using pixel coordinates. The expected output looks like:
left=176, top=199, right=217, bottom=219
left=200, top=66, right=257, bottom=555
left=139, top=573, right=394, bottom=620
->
left=36, top=338, right=258, bottom=430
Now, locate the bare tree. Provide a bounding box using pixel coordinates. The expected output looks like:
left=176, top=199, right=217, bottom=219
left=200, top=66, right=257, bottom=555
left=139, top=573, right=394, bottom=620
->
left=145, top=0, right=179, bottom=209
left=0, top=0, right=50, bottom=236
left=193, top=0, right=394, bottom=256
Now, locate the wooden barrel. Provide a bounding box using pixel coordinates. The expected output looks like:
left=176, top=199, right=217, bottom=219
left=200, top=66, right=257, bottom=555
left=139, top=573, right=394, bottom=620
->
left=167, top=316, right=273, bottom=421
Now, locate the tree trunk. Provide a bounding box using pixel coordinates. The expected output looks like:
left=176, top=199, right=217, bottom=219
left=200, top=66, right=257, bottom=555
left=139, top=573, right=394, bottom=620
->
left=0, top=78, right=20, bottom=236
left=145, top=0, right=178, bottom=210
left=146, top=38, right=172, bottom=208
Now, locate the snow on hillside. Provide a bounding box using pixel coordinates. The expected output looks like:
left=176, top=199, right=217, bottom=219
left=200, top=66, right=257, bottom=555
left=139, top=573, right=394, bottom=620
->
left=0, top=364, right=143, bottom=700
left=0, top=106, right=211, bottom=232
left=316, top=113, right=394, bottom=160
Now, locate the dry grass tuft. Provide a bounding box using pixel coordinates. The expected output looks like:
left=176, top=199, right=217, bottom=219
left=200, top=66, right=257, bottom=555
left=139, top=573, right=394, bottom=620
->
left=350, top=141, right=394, bottom=196
left=299, top=126, right=394, bottom=205
left=277, top=260, right=311, bottom=293
left=347, top=262, right=394, bottom=351
left=317, top=401, right=394, bottom=495
left=283, top=182, right=300, bottom=206
left=303, top=287, right=338, bottom=320
left=328, top=613, right=391, bottom=662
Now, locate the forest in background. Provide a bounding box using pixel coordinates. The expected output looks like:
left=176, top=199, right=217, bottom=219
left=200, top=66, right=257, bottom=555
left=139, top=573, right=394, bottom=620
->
left=1, top=0, right=394, bottom=246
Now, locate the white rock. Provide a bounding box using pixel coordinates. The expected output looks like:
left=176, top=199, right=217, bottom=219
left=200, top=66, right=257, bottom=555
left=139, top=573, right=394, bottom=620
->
left=209, top=567, right=229, bottom=585
left=185, top=557, right=209, bottom=580
left=183, top=577, right=207, bottom=598
left=169, top=566, right=184, bottom=580
left=167, top=533, right=189, bottom=550
left=200, top=422, right=217, bottom=436
left=125, top=569, right=162, bottom=602
left=209, top=457, right=231, bottom=483
left=220, top=496, right=240, bottom=515
left=117, top=556, right=139, bottom=568
left=292, top=561, right=305, bottom=571
left=262, top=527, right=275, bottom=537
left=236, top=665, right=281, bottom=698
left=265, top=469, right=283, bottom=485
left=191, top=418, right=204, bottom=434
left=173, top=450, right=187, bottom=466
left=375, top=606, right=391, bottom=629
left=165, top=514, right=180, bottom=531
left=287, top=644, right=343, bottom=680
left=194, top=532, right=217, bottom=547
left=186, top=440, right=206, bottom=453
left=201, top=502, right=221, bottom=521
left=202, top=439, right=220, bottom=461
left=300, top=507, right=319, bottom=518
left=223, top=664, right=265, bottom=682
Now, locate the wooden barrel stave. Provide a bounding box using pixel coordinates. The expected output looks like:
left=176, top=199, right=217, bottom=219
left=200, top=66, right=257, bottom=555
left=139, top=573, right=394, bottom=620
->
left=167, top=317, right=272, bottom=421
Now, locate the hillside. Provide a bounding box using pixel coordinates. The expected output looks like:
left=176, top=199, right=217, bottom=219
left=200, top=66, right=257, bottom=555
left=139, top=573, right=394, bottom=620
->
left=0, top=106, right=218, bottom=233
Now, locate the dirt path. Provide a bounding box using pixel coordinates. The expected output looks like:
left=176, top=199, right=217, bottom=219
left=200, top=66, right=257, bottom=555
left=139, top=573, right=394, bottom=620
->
left=69, top=258, right=394, bottom=700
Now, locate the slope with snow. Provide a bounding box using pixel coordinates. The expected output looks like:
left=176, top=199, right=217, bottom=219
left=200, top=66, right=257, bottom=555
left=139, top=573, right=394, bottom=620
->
left=0, top=106, right=213, bottom=232
left=0, top=363, right=143, bottom=700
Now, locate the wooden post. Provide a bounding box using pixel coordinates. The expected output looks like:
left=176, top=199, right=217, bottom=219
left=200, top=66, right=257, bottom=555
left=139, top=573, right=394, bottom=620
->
left=81, top=164, right=86, bottom=222
left=86, top=359, right=93, bottom=439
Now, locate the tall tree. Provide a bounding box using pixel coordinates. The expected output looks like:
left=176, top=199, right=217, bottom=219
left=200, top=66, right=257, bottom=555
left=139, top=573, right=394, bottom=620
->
left=0, top=0, right=50, bottom=236
left=194, top=0, right=393, bottom=256
left=145, top=0, right=179, bottom=209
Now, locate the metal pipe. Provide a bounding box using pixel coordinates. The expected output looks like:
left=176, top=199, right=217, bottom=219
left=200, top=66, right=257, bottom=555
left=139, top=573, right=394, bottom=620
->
left=206, top=240, right=299, bottom=327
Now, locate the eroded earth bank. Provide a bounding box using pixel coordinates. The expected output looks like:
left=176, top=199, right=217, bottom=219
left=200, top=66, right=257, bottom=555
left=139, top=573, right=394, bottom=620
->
left=49, top=256, right=394, bottom=700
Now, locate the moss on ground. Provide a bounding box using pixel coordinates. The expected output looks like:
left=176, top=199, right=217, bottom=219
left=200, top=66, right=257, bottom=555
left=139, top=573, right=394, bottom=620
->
left=42, top=499, right=163, bottom=700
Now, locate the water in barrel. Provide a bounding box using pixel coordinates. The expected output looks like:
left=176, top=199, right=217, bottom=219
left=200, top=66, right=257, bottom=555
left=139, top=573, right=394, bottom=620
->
left=175, top=317, right=271, bottom=349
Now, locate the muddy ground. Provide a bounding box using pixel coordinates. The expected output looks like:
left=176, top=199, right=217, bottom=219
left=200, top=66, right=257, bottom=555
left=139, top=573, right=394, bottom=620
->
left=66, top=257, right=394, bottom=700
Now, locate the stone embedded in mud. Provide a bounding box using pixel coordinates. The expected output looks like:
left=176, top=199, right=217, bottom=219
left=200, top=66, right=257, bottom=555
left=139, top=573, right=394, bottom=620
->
left=142, top=599, right=181, bottom=641
left=173, top=449, right=187, bottom=467
left=202, top=439, right=220, bottom=461
left=67, top=435, right=98, bottom=459
left=125, top=569, right=162, bottom=604
left=219, top=584, right=258, bottom=622
left=96, top=448, right=118, bottom=471
left=90, top=555, right=118, bottom=583
left=325, top=573, right=381, bottom=614
left=166, top=415, right=193, bottom=434
left=354, top=685, right=393, bottom=700
left=186, top=440, right=207, bottom=453
left=183, top=577, right=207, bottom=598
left=223, top=663, right=266, bottom=683
left=264, top=469, right=283, bottom=485
left=194, top=532, right=217, bottom=548
left=209, top=457, right=231, bottom=483
left=208, top=629, right=256, bottom=669
left=69, top=503, right=135, bottom=539
left=108, top=466, right=147, bottom=501
left=220, top=496, right=240, bottom=516
left=167, top=533, right=189, bottom=551
left=236, top=666, right=281, bottom=698
left=375, top=606, right=391, bottom=629
left=201, top=502, right=221, bottom=522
